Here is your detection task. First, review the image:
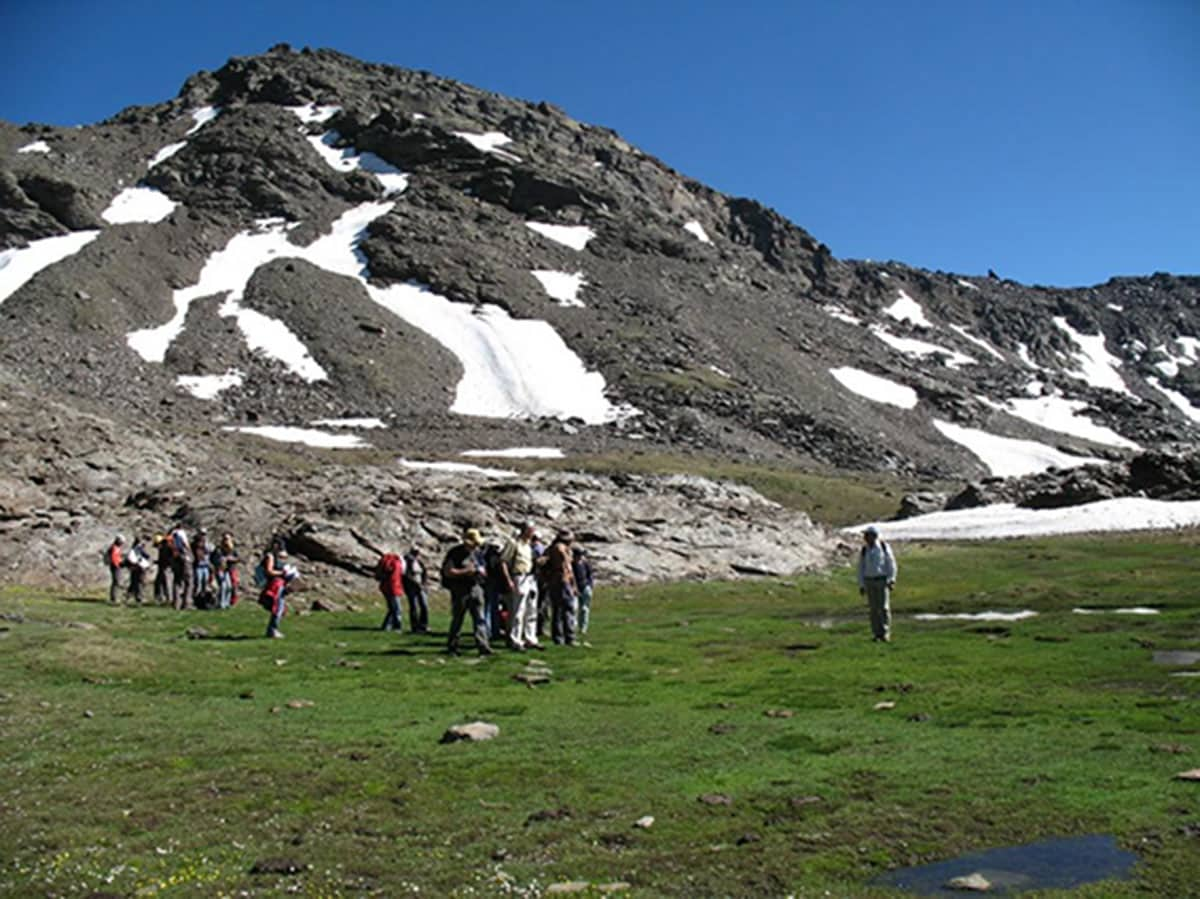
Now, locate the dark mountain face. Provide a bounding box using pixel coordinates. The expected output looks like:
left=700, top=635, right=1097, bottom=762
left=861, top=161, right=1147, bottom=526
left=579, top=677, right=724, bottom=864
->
left=1, top=44, right=1197, bottom=585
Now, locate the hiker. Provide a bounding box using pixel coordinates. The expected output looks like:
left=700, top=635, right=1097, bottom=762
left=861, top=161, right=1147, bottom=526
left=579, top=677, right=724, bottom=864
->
left=211, top=533, right=240, bottom=609
left=482, top=540, right=508, bottom=641
left=545, top=531, right=579, bottom=646
left=192, top=528, right=213, bottom=608
left=401, top=547, right=429, bottom=633
left=376, top=551, right=406, bottom=632
left=169, top=523, right=193, bottom=610
left=125, top=535, right=152, bottom=604
left=440, top=528, right=491, bottom=656
left=500, top=521, right=541, bottom=651
left=105, top=535, right=125, bottom=604
left=152, top=534, right=173, bottom=603
left=532, top=534, right=549, bottom=639
left=858, top=525, right=897, bottom=642
left=258, top=537, right=294, bottom=639
left=572, top=546, right=595, bottom=635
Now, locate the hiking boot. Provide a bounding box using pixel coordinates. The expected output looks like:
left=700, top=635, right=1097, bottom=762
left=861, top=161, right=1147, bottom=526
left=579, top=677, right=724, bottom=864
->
left=268, top=630, right=284, bottom=639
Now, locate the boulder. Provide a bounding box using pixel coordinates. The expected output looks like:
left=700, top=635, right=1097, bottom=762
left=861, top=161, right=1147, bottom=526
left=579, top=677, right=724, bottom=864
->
left=440, top=721, right=499, bottom=744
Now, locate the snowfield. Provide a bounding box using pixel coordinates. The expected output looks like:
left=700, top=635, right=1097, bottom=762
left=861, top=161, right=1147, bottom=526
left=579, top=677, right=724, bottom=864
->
left=224, top=426, right=369, bottom=449
left=884, top=290, right=932, bottom=328
left=526, top=222, right=595, bottom=251
left=1054, top=316, right=1131, bottom=395
left=101, top=186, right=178, bottom=224
left=127, top=196, right=632, bottom=424
left=683, top=220, right=712, bottom=243
left=932, top=419, right=1105, bottom=478
left=829, top=366, right=918, bottom=409
left=531, top=270, right=586, bottom=307
left=176, top=370, right=244, bottom=399
left=851, top=496, right=1200, bottom=541
left=0, top=231, right=100, bottom=305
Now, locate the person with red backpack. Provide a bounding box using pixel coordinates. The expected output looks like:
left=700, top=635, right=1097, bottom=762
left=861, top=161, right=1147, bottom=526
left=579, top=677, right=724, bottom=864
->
left=105, top=535, right=125, bottom=604
left=258, top=537, right=295, bottom=639
left=376, top=551, right=406, bottom=632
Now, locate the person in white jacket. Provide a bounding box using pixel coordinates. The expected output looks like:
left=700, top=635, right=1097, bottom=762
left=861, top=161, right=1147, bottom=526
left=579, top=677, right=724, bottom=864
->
left=858, top=525, right=897, bottom=642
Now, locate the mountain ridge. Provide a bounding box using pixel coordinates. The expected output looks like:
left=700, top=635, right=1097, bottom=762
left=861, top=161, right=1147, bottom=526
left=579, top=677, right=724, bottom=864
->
left=2, top=44, right=1198, bottom=587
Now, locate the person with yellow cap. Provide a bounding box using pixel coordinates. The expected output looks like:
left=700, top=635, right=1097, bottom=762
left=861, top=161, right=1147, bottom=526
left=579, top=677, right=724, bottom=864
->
left=440, top=528, right=492, bottom=656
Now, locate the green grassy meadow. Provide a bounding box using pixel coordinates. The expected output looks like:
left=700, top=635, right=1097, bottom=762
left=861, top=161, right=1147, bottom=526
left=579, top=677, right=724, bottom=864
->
left=1, top=533, right=1198, bottom=897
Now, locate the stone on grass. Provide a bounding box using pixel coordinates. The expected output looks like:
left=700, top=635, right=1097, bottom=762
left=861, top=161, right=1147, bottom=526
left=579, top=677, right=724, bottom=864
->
left=946, top=872, right=992, bottom=891
left=597, top=883, right=632, bottom=893
left=698, top=793, right=733, bottom=806
left=441, top=721, right=499, bottom=744
left=546, top=882, right=591, bottom=894
left=765, top=708, right=794, bottom=718
left=874, top=701, right=897, bottom=711
left=285, top=699, right=314, bottom=709
left=186, top=626, right=211, bottom=639
left=1176, top=769, right=1200, bottom=781
left=634, top=815, right=655, bottom=829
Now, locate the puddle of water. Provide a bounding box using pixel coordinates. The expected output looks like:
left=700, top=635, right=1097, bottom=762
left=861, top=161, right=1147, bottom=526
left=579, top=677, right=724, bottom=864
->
left=912, top=611, right=1038, bottom=622
left=1153, top=650, right=1200, bottom=667
left=875, top=834, right=1137, bottom=895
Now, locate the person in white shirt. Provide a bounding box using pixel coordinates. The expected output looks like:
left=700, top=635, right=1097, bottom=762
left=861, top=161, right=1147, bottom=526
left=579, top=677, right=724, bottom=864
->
left=500, top=521, right=541, bottom=651
left=857, top=525, right=897, bottom=642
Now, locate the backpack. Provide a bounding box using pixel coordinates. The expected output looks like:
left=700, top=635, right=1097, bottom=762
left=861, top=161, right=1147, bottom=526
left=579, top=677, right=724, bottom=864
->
left=253, top=560, right=269, bottom=588
left=377, top=553, right=401, bottom=583
left=482, top=544, right=504, bottom=587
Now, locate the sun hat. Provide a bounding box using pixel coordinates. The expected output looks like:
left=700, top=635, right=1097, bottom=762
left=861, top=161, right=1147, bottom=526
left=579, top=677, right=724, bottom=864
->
left=464, top=528, right=484, bottom=546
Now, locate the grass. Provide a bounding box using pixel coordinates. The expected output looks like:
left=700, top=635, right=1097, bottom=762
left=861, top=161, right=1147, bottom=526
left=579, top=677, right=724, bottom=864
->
left=517, top=450, right=926, bottom=528
left=1, top=532, right=1198, bottom=897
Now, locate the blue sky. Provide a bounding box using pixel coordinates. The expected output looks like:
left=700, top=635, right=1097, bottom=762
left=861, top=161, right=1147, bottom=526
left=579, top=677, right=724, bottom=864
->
left=2, top=0, right=1196, bottom=287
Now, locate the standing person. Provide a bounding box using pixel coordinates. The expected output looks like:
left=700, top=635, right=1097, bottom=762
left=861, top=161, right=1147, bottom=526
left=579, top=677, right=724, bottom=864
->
left=500, top=521, right=541, bottom=652
left=440, top=528, right=491, bottom=656
left=192, top=529, right=212, bottom=608
left=153, top=533, right=173, bottom=604
left=858, top=525, right=897, bottom=643
left=544, top=531, right=579, bottom=646
left=169, top=523, right=193, bottom=610
left=211, top=533, right=239, bottom=610
left=482, top=541, right=507, bottom=642
left=125, top=535, right=152, bottom=605
left=258, top=538, right=293, bottom=639
left=401, top=547, right=429, bottom=633
left=105, top=535, right=125, bottom=604
left=532, top=534, right=549, bottom=640
left=376, top=551, right=406, bottom=633
left=224, top=533, right=242, bottom=606
left=572, top=546, right=595, bottom=636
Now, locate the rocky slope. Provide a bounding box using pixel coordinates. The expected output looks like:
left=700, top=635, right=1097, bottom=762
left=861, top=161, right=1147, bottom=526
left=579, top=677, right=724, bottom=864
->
left=2, top=44, right=1198, bottom=588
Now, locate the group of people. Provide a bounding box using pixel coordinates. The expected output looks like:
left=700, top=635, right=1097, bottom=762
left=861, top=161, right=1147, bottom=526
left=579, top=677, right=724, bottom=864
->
left=376, top=522, right=595, bottom=656
left=103, top=519, right=597, bottom=648
left=104, top=526, right=242, bottom=610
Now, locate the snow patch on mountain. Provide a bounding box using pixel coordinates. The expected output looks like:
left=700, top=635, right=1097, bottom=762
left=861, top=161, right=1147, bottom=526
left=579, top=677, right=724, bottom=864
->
left=872, top=328, right=974, bottom=369
left=461, top=447, right=566, bottom=459
left=453, top=130, right=522, bottom=163
left=0, top=231, right=100, bottom=305
left=683, top=220, right=712, bottom=243
left=306, top=131, right=408, bottom=195
left=957, top=279, right=979, bottom=291
left=824, top=305, right=862, bottom=326
left=531, top=270, right=586, bottom=307
left=949, top=324, right=1006, bottom=361
left=310, top=417, right=386, bottom=429
left=997, top=393, right=1141, bottom=450
left=829, top=367, right=918, bottom=409
left=102, top=186, right=178, bottom=224
left=932, top=419, right=1106, bottom=477
left=185, top=106, right=220, bottom=135
left=1147, top=378, right=1200, bottom=425
left=526, top=222, right=595, bottom=251
left=854, top=496, right=1200, bottom=540
left=289, top=103, right=342, bottom=124
left=176, top=370, right=244, bottom=399
left=148, top=141, right=188, bottom=168
left=1154, top=336, right=1200, bottom=378
left=884, top=290, right=931, bottom=328
left=1054, top=316, right=1131, bottom=395
left=225, top=425, right=368, bottom=449
left=17, top=140, right=51, bottom=154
